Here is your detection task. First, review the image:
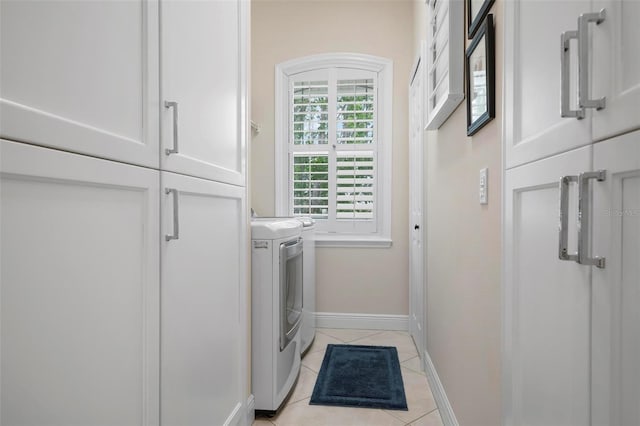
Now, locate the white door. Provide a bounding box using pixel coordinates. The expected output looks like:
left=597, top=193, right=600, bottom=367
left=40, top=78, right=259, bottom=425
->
left=592, top=0, right=640, bottom=141
left=504, top=146, right=592, bottom=426
left=504, top=0, right=591, bottom=168
left=591, top=131, right=640, bottom=426
left=0, top=0, right=160, bottom=168
left=409, top=53, right=425, bottom=361
left=160, top=0, right=246, bottom=185
left=160, top=171, right=246, bottom=426
left=0, top=140, right=160, bottom=426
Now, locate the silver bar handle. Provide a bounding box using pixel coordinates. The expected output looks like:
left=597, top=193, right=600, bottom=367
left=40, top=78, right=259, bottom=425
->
left=165, top=188, right=180, bottom=241
left=578, top=9, right=606, bottom=110
left=164, top=101, right=179, bottom=155
left=577, top=170, right=606, bottom=268
left=560, top=31, right=584, bottom=119
left=559, top=175, right=579, bottom=261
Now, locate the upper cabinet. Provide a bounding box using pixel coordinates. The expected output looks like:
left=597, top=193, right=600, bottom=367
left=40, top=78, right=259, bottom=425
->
left=160, top=0, right=247, bottom=186
left=0, top=0, right=249, bottom=185
left=592, top=0, right=640, bottom=141
left=0, top=0, right=160, bottom=168
left=504, top=0, right=591, bottom=168
left=504, top=0, right=640, bottom=168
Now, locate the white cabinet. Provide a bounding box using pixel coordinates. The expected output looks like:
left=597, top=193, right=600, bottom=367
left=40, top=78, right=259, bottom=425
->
left=160, top=0, right=247, bottom=186
left=504, top=0, right=591, bottom=168
left=0, top=1, right=249, bottom=424
left=0, top=0, right=160, bottom=168
left=0, top=140, right=160, bottom=425
left=504, top=147, right=592, bottom=425
left=505, top=0, right=640, bottom=168
left=592, top=0, right=640, bottom=141
left=160, top=171, right=246, bottom=426
left=591, top=131, right=640, bottom=426
left=504, top=131, right=640, bottom=426
left=503, top=2, right=640, bottom=424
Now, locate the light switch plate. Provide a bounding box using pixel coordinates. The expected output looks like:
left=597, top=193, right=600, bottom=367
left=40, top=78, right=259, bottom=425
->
left=479, top=168, right=488, bottom=204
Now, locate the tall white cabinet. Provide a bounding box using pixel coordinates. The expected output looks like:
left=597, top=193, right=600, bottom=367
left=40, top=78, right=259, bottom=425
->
left=0, top=1, right=249, bottom=425
left=504, top=1, right=640, bottom=424
left=1, top=141, right=161, bottom=426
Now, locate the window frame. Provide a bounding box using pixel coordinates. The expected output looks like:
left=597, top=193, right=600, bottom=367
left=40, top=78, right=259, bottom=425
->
left=275, top=53, right=393, bottom=248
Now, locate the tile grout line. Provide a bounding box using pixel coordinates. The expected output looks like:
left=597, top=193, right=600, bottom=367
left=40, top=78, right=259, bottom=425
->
left=316, top=328, right=387, bottom=344
left=344, top=329, right=387, bottom=344
left=404, top=407, right=440, bottom=426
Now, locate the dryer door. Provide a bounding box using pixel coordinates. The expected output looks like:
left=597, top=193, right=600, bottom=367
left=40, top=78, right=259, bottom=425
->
left=279, top=238, right=303, bottom=351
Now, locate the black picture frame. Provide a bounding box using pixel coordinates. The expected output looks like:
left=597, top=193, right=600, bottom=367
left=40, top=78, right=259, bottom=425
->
left=467, top=0, right=494, bottom=39
left=465, top=13, right=495, bottom=137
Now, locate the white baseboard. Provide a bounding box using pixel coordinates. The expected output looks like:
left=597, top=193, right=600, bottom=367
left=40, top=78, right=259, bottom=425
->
left=423, top=349, right=459, bottom=426
left=315, top=312, right=408, bottom=331
left=245, top=394, right=255, bottom=426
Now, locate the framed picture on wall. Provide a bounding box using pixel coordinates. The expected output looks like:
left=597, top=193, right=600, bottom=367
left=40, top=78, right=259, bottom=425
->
left=465, top=13, right=495, bottom=136
left=467, top=0, right=495, bottom=39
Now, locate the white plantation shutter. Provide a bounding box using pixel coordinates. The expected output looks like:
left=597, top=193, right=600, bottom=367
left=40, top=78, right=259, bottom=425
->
left=336, top=79, right=375, bottom=145
left=424, top=0, right=464, bottom=130
left=336, top=152, right=375, bottom=220
left=292, top=80, right=329, bottom=145
left=428, top=0, right=450, bottom=111
left=285, top=64, right=384, bottom=236
left=292, top=153, right=329, bottom=219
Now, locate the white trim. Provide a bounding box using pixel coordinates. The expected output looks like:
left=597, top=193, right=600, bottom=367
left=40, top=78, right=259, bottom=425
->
left=275, top=53, right=393, bottom=243
left=244, top=394, right=255, bottom=426
left=238, top=4, right=251, bottom=426
left=500, top=2, right=510, bottom=424
left=315, top=312, right=408, bottom=331
left=223, top=402, right=243, bottom=426
left=315, top=235, right=392, bottom=248
left=423, top=350, right=460, bottom=426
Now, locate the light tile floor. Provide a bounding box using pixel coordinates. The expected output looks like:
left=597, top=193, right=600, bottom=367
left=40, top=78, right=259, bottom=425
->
left=253, top=328, right=443, bottom=426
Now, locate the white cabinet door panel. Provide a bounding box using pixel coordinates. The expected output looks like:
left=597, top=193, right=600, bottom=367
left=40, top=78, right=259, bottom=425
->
left=161, top=171, right=246, bottom=426
left=0, top=1, right=160, bottom=168
left=504, top=0, right=591, bottom=168
left=161, top=0, right=246, bottom=185
left=0, top=140, right=160, bottom=426
left=592, top=131, right=640, bottom=426
left=504, top=146, right=591, bottom=425
left=592, top=0, right=640, bottom=141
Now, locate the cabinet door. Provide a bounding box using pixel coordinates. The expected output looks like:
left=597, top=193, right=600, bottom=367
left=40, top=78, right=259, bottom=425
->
left=592, top=0, right=640, bottom=141
left=592, top=131, right=640, bottom=426
left=504, top=147, right=592, bottom=425
left=161, top=171, right=247, bottom=426
left=504, top=0, right=591, bottom=168
left=0, top=140, right=160, bottom=426
left=160, top=0, right=247, bottom=185
left=0, top=1, right=160, bottom=168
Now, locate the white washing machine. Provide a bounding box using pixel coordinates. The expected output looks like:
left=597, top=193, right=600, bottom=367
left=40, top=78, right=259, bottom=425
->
left=251, top=216, right=317, bottom=354
left=251, top=219, right=303, bottom=413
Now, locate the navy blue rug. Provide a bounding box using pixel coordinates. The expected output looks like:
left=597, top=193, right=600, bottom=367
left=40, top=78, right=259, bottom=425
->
left=309, top=344, right=408, bottom=410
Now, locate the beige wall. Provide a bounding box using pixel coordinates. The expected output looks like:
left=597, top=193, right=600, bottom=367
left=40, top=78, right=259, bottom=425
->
left=251, top=0, right=414, bottom=315
left=413, top=1, right=502, bottom=425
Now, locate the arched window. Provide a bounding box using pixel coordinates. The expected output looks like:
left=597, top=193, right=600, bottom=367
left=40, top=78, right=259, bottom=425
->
left=275, top=53, right=393, bottom=247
